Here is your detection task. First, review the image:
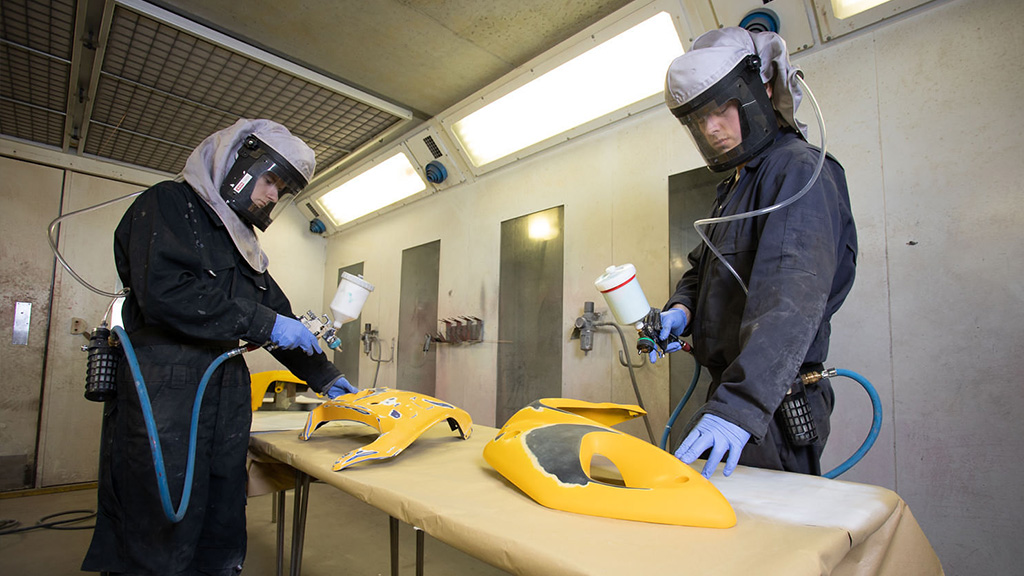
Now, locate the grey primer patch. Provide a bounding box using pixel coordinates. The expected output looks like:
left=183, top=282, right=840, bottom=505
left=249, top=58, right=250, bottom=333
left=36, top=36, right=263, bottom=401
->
left=523, top=424, right=612, bottom=486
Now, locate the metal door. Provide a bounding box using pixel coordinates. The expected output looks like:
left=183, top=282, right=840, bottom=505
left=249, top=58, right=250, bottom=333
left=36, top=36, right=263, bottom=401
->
left=0, top=157, right=62, bottom=490
left=497, top=206, right=564, bottom=426
left=397, top=240, right=440, bottom=395
left=38, top=171, right=144, bottom=486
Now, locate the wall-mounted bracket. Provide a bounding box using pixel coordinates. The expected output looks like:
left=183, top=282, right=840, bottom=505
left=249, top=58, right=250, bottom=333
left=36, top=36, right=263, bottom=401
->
left=425, top=316, right=484, bottom=351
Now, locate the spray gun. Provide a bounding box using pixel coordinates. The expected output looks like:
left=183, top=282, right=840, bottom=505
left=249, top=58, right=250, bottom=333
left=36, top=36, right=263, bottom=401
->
left=594, top=264, right=691, bottom=359
left=298, top=311, right=341, bottom=351
left=290, top=271, right=375, bottom=353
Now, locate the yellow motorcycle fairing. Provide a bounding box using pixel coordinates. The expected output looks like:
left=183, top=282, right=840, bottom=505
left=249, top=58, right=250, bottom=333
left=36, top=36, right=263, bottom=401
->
left=249, top=370, right=305, bottom=412
left=300, top=388, right=473, bottom=471
left=483, top=398, right=736, bottom=528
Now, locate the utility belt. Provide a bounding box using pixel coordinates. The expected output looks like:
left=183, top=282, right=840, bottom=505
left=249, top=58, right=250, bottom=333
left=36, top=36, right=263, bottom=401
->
left=127, top=326, right=241, bottom=352
left=776, top=362, right=826, bottom=447
left=83, top=326, right=241, bottom=403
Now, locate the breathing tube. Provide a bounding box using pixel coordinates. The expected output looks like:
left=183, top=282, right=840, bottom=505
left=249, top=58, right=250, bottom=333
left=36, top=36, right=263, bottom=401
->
left=693, top=75, right=827, bottom=295
left=48, top=190, right=142, bottom=299
left=112, top=325, right=251, bottom=523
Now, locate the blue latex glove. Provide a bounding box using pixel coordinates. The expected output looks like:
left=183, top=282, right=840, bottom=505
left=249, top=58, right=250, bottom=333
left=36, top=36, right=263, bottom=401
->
left=325, top=376, right=358, bottom=399
left=675, top=414, right=751, bottom=478
left=648, top=308, right=688, bottom=364
left=270, top=314, right=323, bottom=356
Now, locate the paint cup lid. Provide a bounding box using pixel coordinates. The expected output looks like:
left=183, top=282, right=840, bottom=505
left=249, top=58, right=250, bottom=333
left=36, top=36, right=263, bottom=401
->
left=594, top=263, right=636, bottom=293
left=340, top=271, right=375, bottom=292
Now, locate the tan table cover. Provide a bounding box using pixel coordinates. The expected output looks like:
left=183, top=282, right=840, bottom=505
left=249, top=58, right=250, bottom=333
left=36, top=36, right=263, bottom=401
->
left=248, top=421, right=942, bottom=576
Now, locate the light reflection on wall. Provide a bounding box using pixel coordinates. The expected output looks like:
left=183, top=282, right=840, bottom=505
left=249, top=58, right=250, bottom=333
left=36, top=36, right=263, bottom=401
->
left=528, top=213, right=559, bottom=240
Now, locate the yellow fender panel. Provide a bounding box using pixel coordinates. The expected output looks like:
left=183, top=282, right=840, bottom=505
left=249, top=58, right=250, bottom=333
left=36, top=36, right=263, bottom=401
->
left=249, top=370, right=306, bottom=412
left=300, top=388, right=473, bottom=471
left=483, top=398, right=736, bottom=528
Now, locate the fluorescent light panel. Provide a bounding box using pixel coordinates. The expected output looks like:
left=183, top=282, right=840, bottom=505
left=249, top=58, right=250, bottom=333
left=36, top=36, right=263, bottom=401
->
left=452, top=11, right=684, bottom=168
left=317, top=152, right=427, bottom=226
left=831, top=0, right=892, bottom=18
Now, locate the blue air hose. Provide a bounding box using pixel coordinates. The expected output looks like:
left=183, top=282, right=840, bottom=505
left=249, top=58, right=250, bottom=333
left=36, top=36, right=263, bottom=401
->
left=660, top=363, right=883, bottom=478
left=112, top=326, right=245, bottom=523
left=823, top=368, right=882, bottom=479
left=660, top=361, right=701, bottom=451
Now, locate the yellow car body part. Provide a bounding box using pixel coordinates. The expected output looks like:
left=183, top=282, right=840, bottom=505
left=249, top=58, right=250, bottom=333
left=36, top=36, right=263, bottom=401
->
left=300, top=388, right=473, bottom=471
left=249, top=370, right=306, bottom=412
left=483, top=398, right=736, bottom=528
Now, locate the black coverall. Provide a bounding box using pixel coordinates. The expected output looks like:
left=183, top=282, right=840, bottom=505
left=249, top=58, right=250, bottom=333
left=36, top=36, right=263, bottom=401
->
left=83, top=181, right=342, bottom=575
left=667, top=129, right=858, bottom=475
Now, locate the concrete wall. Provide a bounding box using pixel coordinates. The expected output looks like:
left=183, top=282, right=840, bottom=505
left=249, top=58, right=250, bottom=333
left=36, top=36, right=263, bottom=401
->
left=321, top=0, right=1024, bottom=573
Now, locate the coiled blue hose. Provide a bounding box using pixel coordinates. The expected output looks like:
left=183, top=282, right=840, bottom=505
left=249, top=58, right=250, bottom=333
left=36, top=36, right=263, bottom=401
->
left=660, top=363, right=883, bottom=479
left=112, top=326, right=243, bottom=523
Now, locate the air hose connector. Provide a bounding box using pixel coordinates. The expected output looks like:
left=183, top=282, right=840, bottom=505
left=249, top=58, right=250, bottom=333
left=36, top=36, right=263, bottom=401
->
left=799, top=367, right=838, bottom=386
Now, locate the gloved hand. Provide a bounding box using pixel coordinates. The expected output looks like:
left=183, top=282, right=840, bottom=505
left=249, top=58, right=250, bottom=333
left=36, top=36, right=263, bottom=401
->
left=325, top=376, right=357, bottom=399
left=675, top=414, right=750, bottom=478
left=648, top=307, right=688, bottom=364
left=270, top=314, right=323, bottom=356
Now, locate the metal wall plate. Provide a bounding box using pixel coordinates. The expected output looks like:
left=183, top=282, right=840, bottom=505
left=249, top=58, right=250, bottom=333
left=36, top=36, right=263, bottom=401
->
left=12, top=301, right=31, bottom=345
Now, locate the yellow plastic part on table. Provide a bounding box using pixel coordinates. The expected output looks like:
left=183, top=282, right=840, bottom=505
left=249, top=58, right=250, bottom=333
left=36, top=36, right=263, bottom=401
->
left=483, top=398, right=736, bottom=528
left=300, top=388, right=473, bottom=471
left=249, top=370, right=306, bottom=412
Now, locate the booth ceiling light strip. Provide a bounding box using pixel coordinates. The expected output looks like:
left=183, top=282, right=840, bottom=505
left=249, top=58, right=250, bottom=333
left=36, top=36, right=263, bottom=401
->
left=831, top=0, right=892, bottom=18
left=0, top=0, right=75, bottom=148
left=318, top=152, right=427, bottom=226
left=451, top=11, right=683, bottom=168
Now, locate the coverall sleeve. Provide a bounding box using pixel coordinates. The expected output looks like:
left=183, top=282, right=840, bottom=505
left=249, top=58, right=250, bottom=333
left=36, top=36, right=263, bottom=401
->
left=704, top=154, right=845, bottom=442
left=261, top=273, right=344, bottom=394
left=116, top=185, right=276, bottom=344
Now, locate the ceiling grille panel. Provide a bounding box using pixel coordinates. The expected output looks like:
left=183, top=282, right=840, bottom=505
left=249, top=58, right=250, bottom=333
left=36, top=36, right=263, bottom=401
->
left=83, top=5, right=404, bottom=176
left=1, top=0, right=406, bottom=179
left=0, top=0, right=74, bottom=147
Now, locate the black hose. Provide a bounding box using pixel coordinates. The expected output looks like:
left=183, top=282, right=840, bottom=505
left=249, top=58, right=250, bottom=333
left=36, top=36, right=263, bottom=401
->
left=595, top=321, right=655, bottom=443
left=0, top=510, right=97, bottom=535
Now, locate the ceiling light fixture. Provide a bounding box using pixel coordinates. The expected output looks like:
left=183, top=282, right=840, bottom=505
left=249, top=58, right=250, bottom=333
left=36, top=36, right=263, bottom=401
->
left=830, top=0, right=892, bottom=18
left=450, top=11, right=684, bottom=169
left=317, top=152, right=427, bottom=227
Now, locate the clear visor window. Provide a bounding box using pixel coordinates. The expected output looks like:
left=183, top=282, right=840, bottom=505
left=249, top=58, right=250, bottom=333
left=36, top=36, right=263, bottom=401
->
left=244, top=164, right=299, bottom=227
left=681, top=98, right=746, bottom=161
left=675, top=76, right=777, bottom=172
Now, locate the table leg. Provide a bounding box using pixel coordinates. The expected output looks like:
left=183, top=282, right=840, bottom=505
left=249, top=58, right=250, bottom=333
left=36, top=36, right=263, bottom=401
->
left=390, top=516, right=400, bottom=576
left=415, top=526, right=424, bottom=576
left=276, top=490, right=286, bottom=576
left=290, top=471, right=310, bottom=576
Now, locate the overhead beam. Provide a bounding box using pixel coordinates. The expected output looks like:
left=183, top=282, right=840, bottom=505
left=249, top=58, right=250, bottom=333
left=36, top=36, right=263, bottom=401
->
left=64, top=0, right=114, bottom=153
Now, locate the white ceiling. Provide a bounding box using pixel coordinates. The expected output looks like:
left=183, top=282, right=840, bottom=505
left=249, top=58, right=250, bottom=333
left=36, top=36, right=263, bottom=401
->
left=0, top=0, right=634, bottom=182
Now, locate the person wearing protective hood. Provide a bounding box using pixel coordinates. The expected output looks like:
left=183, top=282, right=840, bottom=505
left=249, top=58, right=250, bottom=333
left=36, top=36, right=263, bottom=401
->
left=82, top=119, right=357, bottom=575
left=650, top=28, right=857, bottom=478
